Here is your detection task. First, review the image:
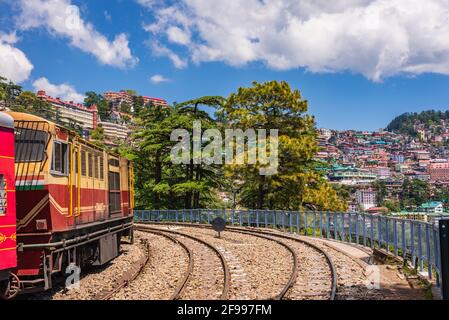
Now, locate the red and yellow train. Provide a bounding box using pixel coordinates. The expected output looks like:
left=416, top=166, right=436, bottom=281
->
left=0, top=111, right=134, bottom=299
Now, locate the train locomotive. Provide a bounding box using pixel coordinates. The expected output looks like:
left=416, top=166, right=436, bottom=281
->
left=0, top=111, right=134, bottom=299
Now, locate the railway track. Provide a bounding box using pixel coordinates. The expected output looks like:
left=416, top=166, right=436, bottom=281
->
left=141, top=223, right=337, bottom=300
left=104, top=226, right=230, bottom=300
left=134, top=229, right=194, bottom=300
left=135, top=225, right=231, bottom=300
left=95, top=239, right=151, bottom=300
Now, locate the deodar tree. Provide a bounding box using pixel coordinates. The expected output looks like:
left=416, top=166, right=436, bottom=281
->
left=221, top=81, right=346, bottom=212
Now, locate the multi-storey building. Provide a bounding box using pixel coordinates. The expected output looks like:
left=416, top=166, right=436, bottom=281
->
left=355, top=189, right=377, bottom=211
left=104, top=90, right=168, bottom=110
left=36, top=90, right=97, bottom=135
left=428, top=161, right=449, bottom=182
left=97, top=121, right=129, bottom=141
left=142, top=96, right=168, bottom=107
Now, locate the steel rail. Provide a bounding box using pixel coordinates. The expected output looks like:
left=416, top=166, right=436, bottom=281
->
left=134, top=228, right=194, bottom=300
left=136, top=225, right=230, bottom=300
left=221, top=228, right=298, bottom=300
left=98, top=240, right=151, bottom=300
left=138, top=222, right=337, bottom=300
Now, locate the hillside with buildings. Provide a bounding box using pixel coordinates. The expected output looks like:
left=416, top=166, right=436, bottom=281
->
left=386, top=110, right=449, bottom=144
left=318, top=123, right=449, bottom=221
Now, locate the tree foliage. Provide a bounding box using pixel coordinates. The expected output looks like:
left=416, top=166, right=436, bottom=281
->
left=386, top=110, right=449, bottom=135
left=220, top=81, right=347, bottom=211
left=131, top=103, right=225, bottom=209
left=84, top=91, right=110, bottom=121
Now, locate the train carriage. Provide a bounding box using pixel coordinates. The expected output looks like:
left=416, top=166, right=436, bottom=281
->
left=0, top=113, right=17, bottom=298
left=0, top=112, right=134, bottom=299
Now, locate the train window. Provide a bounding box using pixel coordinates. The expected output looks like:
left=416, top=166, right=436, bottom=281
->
left=0, top=175, right=6, bottom=215
left=94, top=154, right=99, bottom=179
left=14, top=129, right=48, bottom=162
left=81, top=150, right=87, bottom=176
left=108, top=158, right=120, bottom=167
left=99, top=155, right=104, bottom=180
left=51, top=141, right=69, bottom=175
left=108, top=171, right=121, bottom=213
left=88, top=153, right=93, bottom=177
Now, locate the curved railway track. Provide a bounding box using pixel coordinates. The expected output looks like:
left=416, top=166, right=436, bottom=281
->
left=135, top=226, right=231, bottom=300
left=136, top=229, right=194, bottom=300
left=96, top=240, right=151, bottom=300
left=140, top=222, right=337, bottom=300
left=101, top=226, right=230, bottom=300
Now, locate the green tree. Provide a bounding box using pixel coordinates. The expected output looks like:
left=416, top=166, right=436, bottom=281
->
left=10, top=90, right=58, bottom=121
left=220, top=81, right=346, bottom=211
left=120, top=102, right=131, bottom=114
left=372, top=180, right=387, bottom=206
left=84, top=91, right=110, bottom=121
left=90, top=125, right=105, bottom=148
left=401, top=179, right=430, bottom=209
left=133, top=96, right=145, bottom=115
left=0, top=76, right=22, bottom=108
left=176, top=96, right=225, bottom=208
left=384, top=200, right=401, bottom=213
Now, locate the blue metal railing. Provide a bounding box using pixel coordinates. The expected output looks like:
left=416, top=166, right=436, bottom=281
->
left=133, top=209, right=441, bottom=291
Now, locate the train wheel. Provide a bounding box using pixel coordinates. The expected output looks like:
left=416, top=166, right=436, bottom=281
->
left=0, top=273, right=20, bottom=300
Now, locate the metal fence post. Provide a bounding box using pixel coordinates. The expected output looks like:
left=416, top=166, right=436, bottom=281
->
left=313, top=212, right=317, bottom=238
left=296, top=212, right=300, bottom=235
left=385, top=218, right=389, bottom=253
left=426, top=224, right=432, bottom=279
left=439, top=219, right=449, bottom=300
left=339, top=212, right=345, bottom=242
left=362, top=213, right=366, bottom=247
left=256, top=211, right=260, bottom=228
left=418, top=223, right=423, bottom=272
left=265, top=211, right=268, bottom=228
left=370, top=215, right=374, bottom=249
left=355, top=213, right=359, bottom=245
left=326, top=212, right=330, bottom=239
left=334, top=214, right=338, bottom=241
left=411, top=221, right=415, bottom=267
left=377, top=216, right=382, bottom=248
left=320, top=212, right=323, bottom=238
left=434, top=227, right=441, bottom=287
left=348, top=213, right=352, bottom=243
left=239, top=211, right=242, bottom=226
left=290, top=212, right=293, bottom=233
left=305, top=212, right=308, bottom=236
left=402, top=220, right=406, bottom=258
left=393, top=220, right=398, bottom=257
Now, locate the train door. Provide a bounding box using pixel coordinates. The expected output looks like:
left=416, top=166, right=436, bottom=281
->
left=68, top=143, right=79, bottom=227
left=88, top=151, right=94, bottom=222
left=75, top=147, right=85, bottom=225
left=107, top=157, right=121, bottom=217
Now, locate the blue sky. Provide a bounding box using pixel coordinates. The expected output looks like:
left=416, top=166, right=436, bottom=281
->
left=1, top=0, right=449, bottom=131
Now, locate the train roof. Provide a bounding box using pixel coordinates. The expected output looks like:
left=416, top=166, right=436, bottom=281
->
left=6, top=111, right=57, bottom=133
left=6, top=111, right=125, bottom=159
left=0, top=112, right=14, bottom=129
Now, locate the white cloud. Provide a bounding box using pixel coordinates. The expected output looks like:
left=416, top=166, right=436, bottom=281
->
left=150, top=74, right=170, bottom=84
left=140, top=0, right=449, bottom=81
left=17, top=0, right=138, bottom=68
left=150, top=41, right=188, bottom=69
left=0, top=32, right=33, bottom=83
left=32, top=77, right=85, bottom=103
